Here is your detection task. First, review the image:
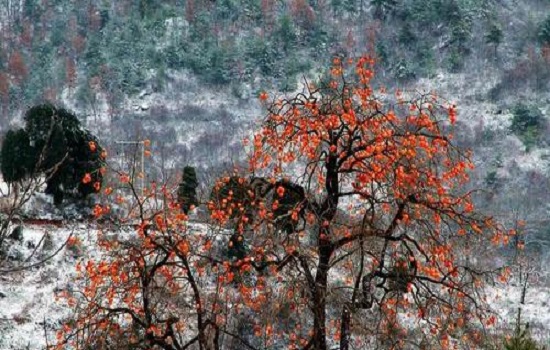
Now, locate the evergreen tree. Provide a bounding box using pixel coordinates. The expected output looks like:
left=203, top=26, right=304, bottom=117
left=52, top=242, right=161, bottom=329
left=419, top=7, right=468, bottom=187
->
left=450, top=17, right=472, bottom=54
left=331, top=0, right=356, bottom=15
left=23, top=104, right=104, bottom=205
left=486, top=23, right=503, bottom=57
left=375, top=41, right=389, bottom=65
left=447, top=1, right=472, bottom=55
left=275, top=15, right=297, bottom=53
left=0, top=129, right=32, bottom=184
left=371, top=0, right=397, bottom=20
left=210, top=176, right=256, bottom=261
left=398, top=22, right=416, bottom=46
left=73, top=129, right=104, bottom=198
left=511, top=104, right=543, bottom=135
left=539, top=15, right=550, bottom=47
left=510, top=103, right=544, bottom=150
left=178, top=166, right=199, bottom=214
left=138, top=0, right=155, bottom=18
left=23, top=0, right=40, bottom=22
left=209, top=176, right=254, bottom=220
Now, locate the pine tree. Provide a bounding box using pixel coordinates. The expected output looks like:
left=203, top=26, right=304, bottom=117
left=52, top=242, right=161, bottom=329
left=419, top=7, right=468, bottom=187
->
left=371, top=0, right=397, bottom=20
left=510, top=103, right=543, bottom=149
left=1, top=129, right=32, bottom=184
left=331, top=0, right=356, bottom=15
left=209, top=176, right=254, bottom=221
left=22, top=104, right=104, bottom=204
left=178, top=166, right=199, bottom=214
left=486, top=23, right=503, bottom=57
left=447, top=1, right=472, bottom=55
left=539, top=15, right=550, bottom=47
left=275, top=15, right=297, bottom=52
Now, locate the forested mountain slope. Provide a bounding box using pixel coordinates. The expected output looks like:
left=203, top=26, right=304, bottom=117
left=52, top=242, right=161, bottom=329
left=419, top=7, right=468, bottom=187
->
left=1, top=0, right=550, bottom=256
left=2, top=1, right=550, bottom=348
left=1, top=0, right=550, bottom=264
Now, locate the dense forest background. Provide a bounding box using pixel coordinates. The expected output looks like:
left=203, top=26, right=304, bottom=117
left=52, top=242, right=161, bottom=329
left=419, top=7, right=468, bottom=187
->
left=1, top=0, right=549, bottom=109
left=3, top=1, right=550, bottom=348
left=1, top=0, right=550, bottom=255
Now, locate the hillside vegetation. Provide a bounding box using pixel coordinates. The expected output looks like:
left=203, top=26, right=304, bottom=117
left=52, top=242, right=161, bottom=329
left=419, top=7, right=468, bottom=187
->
left=1, top=1, right=550, bottom=348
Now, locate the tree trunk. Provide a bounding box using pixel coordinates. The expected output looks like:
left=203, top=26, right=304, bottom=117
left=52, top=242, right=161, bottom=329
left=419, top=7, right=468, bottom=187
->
left=340, top=305, right=351, bottom=350
left=312, top=244, right=331, bottom=350
left=311, top=140, right=339, bottom=349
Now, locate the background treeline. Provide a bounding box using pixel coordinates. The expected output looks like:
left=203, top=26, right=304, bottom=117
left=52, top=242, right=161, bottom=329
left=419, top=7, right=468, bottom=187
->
left=1, top=0, right=550, bottom=117
left=2, top=0, right=550, bottom=263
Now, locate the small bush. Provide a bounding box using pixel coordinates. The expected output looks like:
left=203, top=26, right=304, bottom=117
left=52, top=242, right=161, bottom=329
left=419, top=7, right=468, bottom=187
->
left=504, top=324, right=542, bottom=350
left=42, top=232, right=54, bottom=253
left=485, top=170, right=498, bottom=188
left=510, top=103, right=545, bottom=149
left=446, top=48, right=465, bottom=73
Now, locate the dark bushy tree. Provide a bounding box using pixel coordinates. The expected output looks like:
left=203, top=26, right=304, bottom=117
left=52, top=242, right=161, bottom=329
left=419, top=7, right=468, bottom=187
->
left=275, top=15, right=297, bottom=53
left=271, top=180, right=306, bottom=234
left=449, top=15, right=472, bottom=54
left=6, top=103, right=105, bottom=205
left=227, top=231, right=248, bottom=261
left=331, top=0, right=356, bottom=15
left=511, top=104, right=543, bottom=134
left=177, top=166, right=198, bottom=214
left=209, top=176, right=255, bottom=222
left=539, top=14, right=550, bottom=47
left=371, top=0, right=397, bottom=20
left=510, top=103, right=544, bottom=150
left=398, top=22, right=416, bottom=46
left=504, top=324, right=541, bottom=350
left=486, top=23, right=503, bottom=57
left=1, top=129, right=32, bottom=185
left=209, top=176, right=256, bottom=262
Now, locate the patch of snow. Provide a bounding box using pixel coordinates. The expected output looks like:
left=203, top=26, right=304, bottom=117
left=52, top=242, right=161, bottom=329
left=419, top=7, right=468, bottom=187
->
left=0, top=226, right=78, bottom=350
left=0, top=177, right=8, bottom=197
left=487, top=284, right=550, bottom=337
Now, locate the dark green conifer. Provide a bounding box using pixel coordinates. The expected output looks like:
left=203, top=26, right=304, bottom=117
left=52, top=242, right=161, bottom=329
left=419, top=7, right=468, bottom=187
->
left=1, top=129, right=32, bottom=184
left=178, top=166, right=199, bottom=214
left=2, top=103, right=106, bottom=205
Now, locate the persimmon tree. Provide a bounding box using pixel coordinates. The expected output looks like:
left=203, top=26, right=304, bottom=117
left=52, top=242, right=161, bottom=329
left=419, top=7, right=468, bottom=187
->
left=54, top=146, right=262, bottom=350
left=54, top=56, right=511, bottom=350
left=237, top=55, right=511, bottom=349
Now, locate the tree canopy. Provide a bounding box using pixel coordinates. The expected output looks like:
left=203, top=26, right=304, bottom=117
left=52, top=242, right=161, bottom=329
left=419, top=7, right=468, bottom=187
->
left=54, top=56, right=511, bottom=350
left=1, top=129, right=32, bottom=184
left=1, top=104, right=105, bottom=204
left=177, top=165, right=199, bottom=214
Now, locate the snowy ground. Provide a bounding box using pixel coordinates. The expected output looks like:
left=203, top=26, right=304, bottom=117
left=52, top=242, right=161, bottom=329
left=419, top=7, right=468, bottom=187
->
left=488, top=283, right=550, bottom=343
left=0, top=222, right=549, bottom=349
left=0, top=225, right=83, bottom=349
left=0, top=221, right=212, bottom=350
